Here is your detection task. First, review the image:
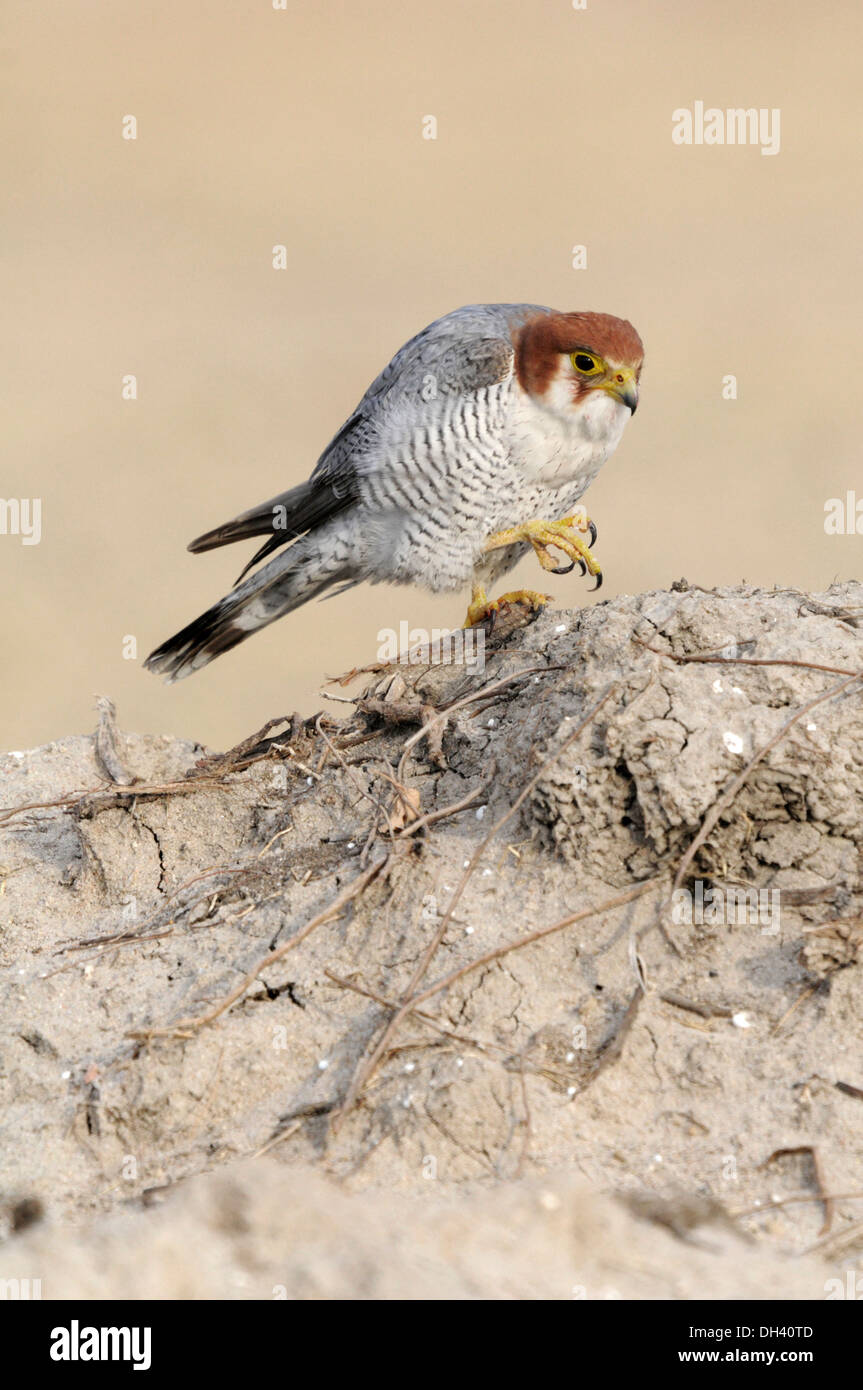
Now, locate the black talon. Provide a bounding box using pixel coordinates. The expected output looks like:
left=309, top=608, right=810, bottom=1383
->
left=576, top=559, right=587, bottom=578
left=590, top=571, right=603, bottom=592
left=551, top=560, right=575, bottom=575
left=588, top=520, right=598, bottom=546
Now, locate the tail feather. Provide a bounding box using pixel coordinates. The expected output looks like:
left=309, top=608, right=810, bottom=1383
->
left=145, top=539, right=348, bottom=682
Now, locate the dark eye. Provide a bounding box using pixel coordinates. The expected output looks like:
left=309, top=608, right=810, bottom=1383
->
left=572, top=352, right=599, bottom=374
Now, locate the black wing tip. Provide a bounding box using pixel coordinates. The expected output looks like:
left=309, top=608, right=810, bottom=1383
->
left=187, top=524, right=248, bottom=554
left=144, top=639, right=197, bottom=683
left=144, top=603, right=247, bottom=682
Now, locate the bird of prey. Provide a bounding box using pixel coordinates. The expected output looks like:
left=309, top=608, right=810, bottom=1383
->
left=146, top=303, right=643, bottom=681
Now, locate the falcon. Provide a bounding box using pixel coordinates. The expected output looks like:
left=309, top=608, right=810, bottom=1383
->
left=146, top=303, right=643, bottom=681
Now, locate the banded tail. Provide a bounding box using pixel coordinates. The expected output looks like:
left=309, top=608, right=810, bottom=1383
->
left=145, top=472, right=358, bottom=682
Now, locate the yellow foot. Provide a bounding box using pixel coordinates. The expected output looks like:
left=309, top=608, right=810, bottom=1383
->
left=464, top=586, right=551, bottom=629
left=483, top=510, right=602, bottom=588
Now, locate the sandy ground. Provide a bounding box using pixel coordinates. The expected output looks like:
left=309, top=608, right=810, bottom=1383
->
left=1, top=581, right=862, bottom=1298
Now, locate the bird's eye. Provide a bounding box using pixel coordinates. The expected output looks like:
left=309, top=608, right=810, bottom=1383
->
left=571, top=352, right=601, bottom=374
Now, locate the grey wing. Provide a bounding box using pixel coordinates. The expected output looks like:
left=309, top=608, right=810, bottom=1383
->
left=190, top=304, right=551, bottom=581
left=187, top=410, right=364, bottom=581
left=331, top=302, right=552, bottom=418
left=186, top=468, right=360, bottom=582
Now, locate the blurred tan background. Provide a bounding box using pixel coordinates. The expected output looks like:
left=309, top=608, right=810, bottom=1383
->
left=3, top=0, right=861, bottom=754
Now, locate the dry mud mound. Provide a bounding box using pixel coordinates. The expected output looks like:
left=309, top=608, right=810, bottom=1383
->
left=1, top=581, right=862, bottom=1299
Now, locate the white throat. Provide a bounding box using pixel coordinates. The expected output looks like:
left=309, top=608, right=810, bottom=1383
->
left=509, top=382, right=630, bottom=487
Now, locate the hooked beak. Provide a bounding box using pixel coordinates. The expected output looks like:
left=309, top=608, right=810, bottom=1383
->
left=602, top=367, right=639, bottom=414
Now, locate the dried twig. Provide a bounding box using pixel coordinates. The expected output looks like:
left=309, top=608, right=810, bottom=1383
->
left=394, top=775, right=490, bottom=839
left=0, top=776, right=232, bottom=827
left=836, top=1080, right=863, bottom=1102
left=800, top=1218, right=863, bottom=1257
left=734, top=1190, right=863, bottom=1218
left=762, top=1145, right=834, bottom=1236
left=324, top=969, right=498, bottom=1056
left=660, top=992, right=734, bottom=1019
left=129, top=855, right=390, bottom=1040
left=191, top=716, right=298, bottom=774
left=631, top=637, right=861, bottom=681
left=93, top=696, right=134, bottom=786
left=395, top=664, right=564, bottom=782
left=314, top=714, right=396, bottom=860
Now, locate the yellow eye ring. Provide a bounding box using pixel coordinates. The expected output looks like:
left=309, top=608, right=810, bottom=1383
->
left=571, top=352, right=601, bottom=375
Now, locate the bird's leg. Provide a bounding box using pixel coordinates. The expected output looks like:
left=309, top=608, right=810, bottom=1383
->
left=464, top=582, right=551, bottom=629
left=482, top=507, right=602, bottom=589
left=464, top=510, right=600, bottom=628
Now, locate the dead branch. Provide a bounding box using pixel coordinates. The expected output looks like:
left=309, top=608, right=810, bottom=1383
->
left=128, top=854, right=391, bottom=1040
